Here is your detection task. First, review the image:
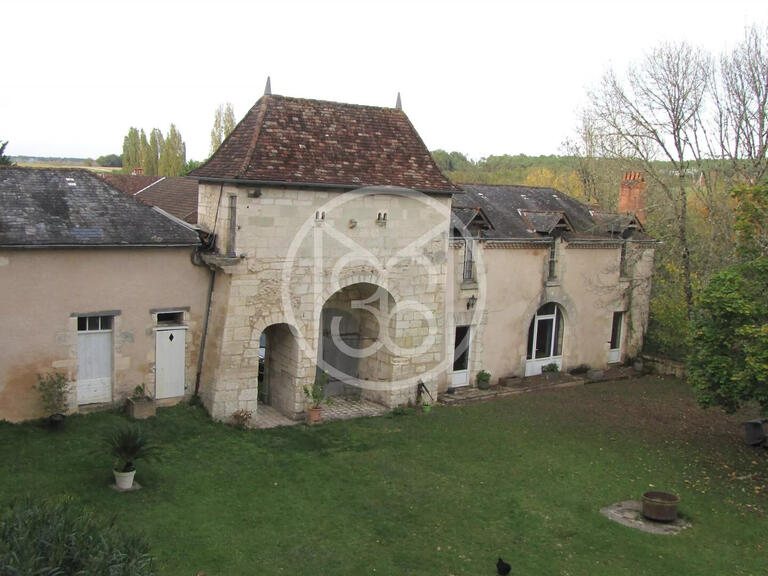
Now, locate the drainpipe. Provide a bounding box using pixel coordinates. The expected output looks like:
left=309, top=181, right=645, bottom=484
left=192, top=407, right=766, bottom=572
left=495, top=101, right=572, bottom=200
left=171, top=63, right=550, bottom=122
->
left=193, top=183, right=225, bottom=398
left=194, top=266, right=216, bottom=398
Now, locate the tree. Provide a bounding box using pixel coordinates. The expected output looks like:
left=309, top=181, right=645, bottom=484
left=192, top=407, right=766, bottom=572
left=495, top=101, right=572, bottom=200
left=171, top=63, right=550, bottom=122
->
left=146, top=128, right=164, bottom=176
left=121, top=127, right=142, bottom=173
left=587, top=42, right=714, bottom=322
left=96, top=154, right=122, bottom=168
left=209, top=103, right=236, bottom=156
left=0, top=140, right=15, bottom=166
left=688, top=256, right=768, bottom=414
left=158, top=124, right=186, bottom=177
left=732, top=180, right=768, bottom=260
left=715, top=25, right=768, bottom=183
left=184, top=159, right=203, bottom=174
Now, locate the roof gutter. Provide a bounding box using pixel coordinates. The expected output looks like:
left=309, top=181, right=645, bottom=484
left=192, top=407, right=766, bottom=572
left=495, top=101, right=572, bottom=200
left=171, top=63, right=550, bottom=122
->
left=187, top=175, right=457, bottom=196
left=0, top=243, right=200, bottom=250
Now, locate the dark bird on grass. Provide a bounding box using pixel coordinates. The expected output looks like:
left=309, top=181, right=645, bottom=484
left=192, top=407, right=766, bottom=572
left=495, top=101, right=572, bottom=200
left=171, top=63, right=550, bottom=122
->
left=497, top=556, right=511, bottom=576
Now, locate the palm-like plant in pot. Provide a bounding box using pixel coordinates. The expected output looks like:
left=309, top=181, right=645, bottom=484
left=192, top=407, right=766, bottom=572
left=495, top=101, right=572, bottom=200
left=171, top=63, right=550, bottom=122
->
left=303, top=370, right=331, bottom=424
left=106, top=423, right=157, bottom=490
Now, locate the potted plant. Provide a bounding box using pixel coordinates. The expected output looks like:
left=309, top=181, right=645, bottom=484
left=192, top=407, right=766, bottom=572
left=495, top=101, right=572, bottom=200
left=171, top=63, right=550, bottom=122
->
left=34, top=371, right=70, bottom=428
left=303, top=371, right=331, bottom=424
left=541, top=362, right=560, bottom=381
left=106, top=423, right=157, bottom=490
left=476, top=370, right=491, bottom=390
left=126, top=384, right=156, bottom=420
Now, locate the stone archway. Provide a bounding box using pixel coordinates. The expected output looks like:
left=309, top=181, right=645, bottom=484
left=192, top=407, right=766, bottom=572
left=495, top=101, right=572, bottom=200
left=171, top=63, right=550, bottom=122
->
left=259, top=323, right=301, bottom=418
left=318, top=283, right=396, bottom=400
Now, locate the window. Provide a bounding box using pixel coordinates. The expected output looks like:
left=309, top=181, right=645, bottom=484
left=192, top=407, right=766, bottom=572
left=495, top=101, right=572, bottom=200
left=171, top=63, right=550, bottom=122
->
left=227, top=195, right=237, bottom=256
left=619, top=242, right=628, bottom=277
left=463, top=238, right=475, bottom=281
left=526, top=303, right=564, bottom=360
left=77, top=315, right=113, bottom=332
left=157, top=311, right=184, bottom=325
left=548, top=240, right=557, bottom=280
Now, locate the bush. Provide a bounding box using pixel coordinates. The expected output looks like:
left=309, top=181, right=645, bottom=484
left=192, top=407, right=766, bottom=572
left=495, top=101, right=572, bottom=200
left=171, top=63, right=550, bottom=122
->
left=34, top=371, right=70, bottom=416
left=689, top=257, right=768, bottom=413
left=0, top=498, right=154, bottom=575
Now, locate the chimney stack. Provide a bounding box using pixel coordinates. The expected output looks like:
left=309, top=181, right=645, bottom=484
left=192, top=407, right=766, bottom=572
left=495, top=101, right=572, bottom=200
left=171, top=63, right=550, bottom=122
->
left=618, top=172, right=647, bottom=226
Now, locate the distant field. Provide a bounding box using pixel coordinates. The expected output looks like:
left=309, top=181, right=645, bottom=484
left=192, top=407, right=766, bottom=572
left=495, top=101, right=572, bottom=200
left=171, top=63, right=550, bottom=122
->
left=15, top=160, right=121, bottom=173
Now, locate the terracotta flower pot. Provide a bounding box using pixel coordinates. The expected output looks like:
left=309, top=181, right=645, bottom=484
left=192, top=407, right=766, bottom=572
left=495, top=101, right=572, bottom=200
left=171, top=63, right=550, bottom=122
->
left=307, top=406, right=323, bottom=424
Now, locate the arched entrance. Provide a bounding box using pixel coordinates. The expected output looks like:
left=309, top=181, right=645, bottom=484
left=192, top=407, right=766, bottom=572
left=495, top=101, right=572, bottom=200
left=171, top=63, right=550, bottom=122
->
left=319, top=283, right=396, bottom=398
left=525, top=302, right=565, bottom=376
left=258, top=323, right=300, bottom=417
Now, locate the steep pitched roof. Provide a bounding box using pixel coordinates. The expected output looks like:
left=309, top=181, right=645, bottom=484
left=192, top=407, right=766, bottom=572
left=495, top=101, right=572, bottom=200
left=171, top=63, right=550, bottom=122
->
left=455, top=184, right=600, bottom=239
left=135, top=177, right=199, bottom=224
left=0, top=168, right=199, bottom=247
left=190, top=94, right=459, bottom=193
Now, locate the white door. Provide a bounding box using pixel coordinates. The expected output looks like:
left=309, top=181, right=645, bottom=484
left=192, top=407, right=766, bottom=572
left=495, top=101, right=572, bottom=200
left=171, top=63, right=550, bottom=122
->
left=77, top=331, right=113, bottom=404
left=156, top=327, right=186, bottom=399
left=608, top=312, right=624, bottom=364
left=525, top=304, right=564, bottom=376
left=452, top=326, right=471, bottom=387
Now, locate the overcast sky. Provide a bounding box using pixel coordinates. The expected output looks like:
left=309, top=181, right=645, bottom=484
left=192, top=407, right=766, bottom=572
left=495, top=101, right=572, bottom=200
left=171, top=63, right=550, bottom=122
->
left=2, top=0, right=766, bottom=161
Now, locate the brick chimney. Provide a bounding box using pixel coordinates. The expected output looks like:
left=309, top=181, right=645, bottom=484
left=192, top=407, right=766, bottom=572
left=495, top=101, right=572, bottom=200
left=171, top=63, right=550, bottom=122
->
left=618, top=172, right=647, bottom=226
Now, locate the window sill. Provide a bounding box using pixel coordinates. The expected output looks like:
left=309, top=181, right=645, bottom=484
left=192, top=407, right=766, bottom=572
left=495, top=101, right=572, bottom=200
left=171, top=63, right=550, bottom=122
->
left=460, top=279, right=478, bottom=290
left=545, top=279, right=560, bottom=287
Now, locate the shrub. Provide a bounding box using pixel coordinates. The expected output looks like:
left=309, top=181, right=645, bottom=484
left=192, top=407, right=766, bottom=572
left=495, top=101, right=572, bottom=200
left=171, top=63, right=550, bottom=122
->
left=34, top=371, right=70, bottom=416
left=0, top=498, right=154, bottom=575
left=106, top=423, right=158, bottom=473
left=231, top=408, right=253, bottom=429
left=542, top=363, right=560, bottom=373
left=476, top=370, right=491, bottom=382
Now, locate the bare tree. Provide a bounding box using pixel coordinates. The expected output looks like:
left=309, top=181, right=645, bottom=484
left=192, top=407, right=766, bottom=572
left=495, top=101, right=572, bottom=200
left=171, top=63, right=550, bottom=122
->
left=588, top=42, right=713, bottom=320
left=716, top=24, right=768, bottom=183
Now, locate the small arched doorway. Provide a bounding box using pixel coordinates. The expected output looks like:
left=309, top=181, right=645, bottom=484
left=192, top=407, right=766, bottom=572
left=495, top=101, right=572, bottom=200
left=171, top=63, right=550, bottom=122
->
left=319, top=283, right=396, bottom=398
left=525, top=302, right=565, bottom=376
left=257, top=323, right=300, bottom=417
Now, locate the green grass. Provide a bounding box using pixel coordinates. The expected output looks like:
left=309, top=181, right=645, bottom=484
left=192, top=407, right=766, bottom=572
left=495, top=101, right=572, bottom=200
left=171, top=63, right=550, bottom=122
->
left=1, top=376, right=766, bottom=575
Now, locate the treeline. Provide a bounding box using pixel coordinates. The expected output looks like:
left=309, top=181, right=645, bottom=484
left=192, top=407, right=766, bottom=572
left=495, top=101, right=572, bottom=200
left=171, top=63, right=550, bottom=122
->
left=121, top=125, right=187, bottom=177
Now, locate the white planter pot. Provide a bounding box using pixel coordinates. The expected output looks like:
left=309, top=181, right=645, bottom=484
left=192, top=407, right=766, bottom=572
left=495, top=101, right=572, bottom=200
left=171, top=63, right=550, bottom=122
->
left=113, top=469, right=136, bottom=490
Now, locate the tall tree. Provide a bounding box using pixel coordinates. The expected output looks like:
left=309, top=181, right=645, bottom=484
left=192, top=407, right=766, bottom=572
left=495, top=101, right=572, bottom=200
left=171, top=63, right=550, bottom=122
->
left=146, top=128, right=164, bottom=176
left=715, top=24, right=768, bottom=183
left=158, top=124, right=186, bottom=177
left=588, top=42, right=713, bottom=321
left=121, top=127, right=142, bottom=174
left=209, top=103, right=236, bottom=156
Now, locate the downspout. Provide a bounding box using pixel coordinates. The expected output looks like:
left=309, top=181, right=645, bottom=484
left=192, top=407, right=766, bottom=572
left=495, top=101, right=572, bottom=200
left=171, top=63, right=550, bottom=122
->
left=193, top=183, right=225, bottom=398
left=194, top=266, right=216, bottom=397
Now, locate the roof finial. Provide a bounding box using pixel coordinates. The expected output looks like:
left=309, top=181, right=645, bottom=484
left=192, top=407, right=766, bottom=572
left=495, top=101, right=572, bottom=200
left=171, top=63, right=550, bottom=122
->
left=264, top=76, right=272, bottom=96
left=395, top=92, right=402, bottom=110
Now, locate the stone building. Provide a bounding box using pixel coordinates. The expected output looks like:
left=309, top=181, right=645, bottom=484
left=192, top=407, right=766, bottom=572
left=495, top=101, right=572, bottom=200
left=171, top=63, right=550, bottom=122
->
left=0, top=91, right=655, bottom=426
left=189, top=92, right=655, bottom=423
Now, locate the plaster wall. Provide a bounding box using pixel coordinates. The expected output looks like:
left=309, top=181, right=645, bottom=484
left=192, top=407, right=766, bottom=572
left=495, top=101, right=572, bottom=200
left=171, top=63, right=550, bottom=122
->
left=0, top=248, right=209, bottom=422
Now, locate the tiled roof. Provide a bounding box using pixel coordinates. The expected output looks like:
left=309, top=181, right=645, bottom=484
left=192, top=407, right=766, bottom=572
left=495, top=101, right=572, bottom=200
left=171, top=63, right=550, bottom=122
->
left=455, top=184, right=604, bottom=239
left=190, top=94, right=459, bottom=193
left=0, top=168, right=199, bottom=247
left=135, top=177, right=199, bottom=224
left=97, top=173, right=163, bottom=195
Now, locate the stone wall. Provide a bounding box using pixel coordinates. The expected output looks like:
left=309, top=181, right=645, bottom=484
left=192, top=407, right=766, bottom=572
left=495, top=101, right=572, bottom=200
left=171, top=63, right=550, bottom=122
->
left=198, top=184, right=452, bottom=421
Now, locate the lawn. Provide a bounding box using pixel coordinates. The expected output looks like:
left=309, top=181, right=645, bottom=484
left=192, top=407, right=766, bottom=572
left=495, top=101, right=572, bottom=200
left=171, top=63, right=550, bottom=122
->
left=1, top=376, right=766, bottom=575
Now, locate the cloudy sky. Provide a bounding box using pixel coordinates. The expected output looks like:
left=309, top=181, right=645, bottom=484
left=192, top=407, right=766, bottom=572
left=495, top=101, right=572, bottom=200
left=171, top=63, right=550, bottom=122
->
left=2, top=0, right=766, bottom=161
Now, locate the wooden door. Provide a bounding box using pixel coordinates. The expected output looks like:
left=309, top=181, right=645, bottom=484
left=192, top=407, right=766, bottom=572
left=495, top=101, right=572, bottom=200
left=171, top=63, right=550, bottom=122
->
left=155, top=328, right=186, bottom=399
